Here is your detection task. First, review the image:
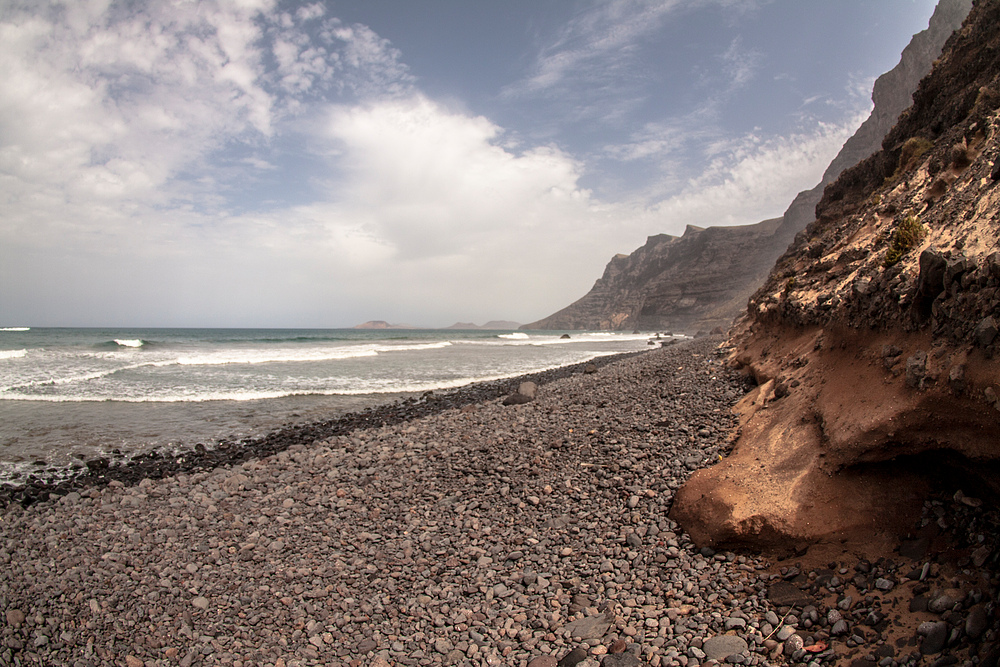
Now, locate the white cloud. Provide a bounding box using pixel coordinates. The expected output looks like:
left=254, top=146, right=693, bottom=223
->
left=646, top=112, right=867, bottom=229
left=0, top=0, right=879, bottom=327
left=505, top=0, right=681, bottom=97
left=257, top=95, right=630, bottom=323
left=502, top=0, right=767, bottom=123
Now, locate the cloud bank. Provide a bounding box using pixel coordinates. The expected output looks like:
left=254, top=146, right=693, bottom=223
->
left=1, top=0, right=876, bottom=327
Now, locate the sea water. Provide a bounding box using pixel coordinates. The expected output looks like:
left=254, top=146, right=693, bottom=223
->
left=0, top=327, right=662, bottom=480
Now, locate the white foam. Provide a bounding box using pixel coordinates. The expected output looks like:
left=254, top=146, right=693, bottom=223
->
left=375, top=341, right=452, bottom=352
left=163, top=341, right=451, bottom=367
left=0, top=327, right=30, bottom=332
left=170, top=346, right=380, bottom=366
left=498, top=332, right=529, bottom=340
left=0, top=349, right=26, bottom=361
left=114, top=339, right=145, bottom=348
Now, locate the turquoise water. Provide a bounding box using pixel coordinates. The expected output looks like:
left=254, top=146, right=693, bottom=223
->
left=0, top=327, right=660, bottom=478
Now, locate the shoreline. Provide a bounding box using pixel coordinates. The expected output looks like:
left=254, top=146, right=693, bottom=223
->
left=3, top=338, right=995, bottom=667
left=0, top=348, right=651, bottom=507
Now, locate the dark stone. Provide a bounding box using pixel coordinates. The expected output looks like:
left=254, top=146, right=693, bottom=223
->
left=601, top=654, right=641, bottom=667
left=914, top=248, right=948, bottom=320
left=980, top=644, right=1000, bottom=667
left=86, top=458, right=110, bottom=471
left=911, top=596, right=930, bottom=613
left=966, top=605, right=989, bottom=639
left=920, top=621, right=949, bottom=655
left=948, top=364, right=967, bottom=394
left=945, top=255, right=974, bottom=287
left=974, top=316, right=998, bottom=347
left=931, top=656, right=959, bottom=667
left=882, top=345, right=903, bottom=359
left=768, top=581, right=812, bottom=608
left=503, top=393, right=534, bottom=406
left=988, top=252, right=1000, bottom=279
left=557, top=647, right=589, bottom=667
left=906, top=351, right=928, bottom=389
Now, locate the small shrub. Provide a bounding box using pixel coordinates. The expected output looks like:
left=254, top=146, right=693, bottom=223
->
left=891, top=137, right=934, bottom=180
left=883, top=214, right=926, bottom=267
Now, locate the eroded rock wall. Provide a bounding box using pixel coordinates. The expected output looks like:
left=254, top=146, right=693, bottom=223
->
left=672, top=0, right=1000, bottom=552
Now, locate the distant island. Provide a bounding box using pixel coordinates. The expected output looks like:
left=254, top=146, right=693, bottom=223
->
left=352, top=320, right=419, bottom=330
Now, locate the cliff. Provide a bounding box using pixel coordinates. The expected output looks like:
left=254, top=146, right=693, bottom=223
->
left=672, top=0, right=1000, bottom=552
left=524, top=0, right=971, bottom=333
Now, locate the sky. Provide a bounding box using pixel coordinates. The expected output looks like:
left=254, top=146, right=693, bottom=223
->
left=0, top=0, right=943, bottom=328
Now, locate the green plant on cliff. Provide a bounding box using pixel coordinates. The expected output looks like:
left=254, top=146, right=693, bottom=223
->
left=883, top=214, right=926, bottom=267
left=890, top=137, right=935, bottom=181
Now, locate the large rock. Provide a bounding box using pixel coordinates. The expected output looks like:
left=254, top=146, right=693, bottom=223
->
left=503, top=381, right=538, bottom=406
left=561, top=614, right=611, bottom=640
left=672, top=0, right=1000, bottom=552
left=702, top=635, right=749, bottom=661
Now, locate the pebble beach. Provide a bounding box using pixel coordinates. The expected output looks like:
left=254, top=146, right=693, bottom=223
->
left=1, top=338, right=997, bottom=667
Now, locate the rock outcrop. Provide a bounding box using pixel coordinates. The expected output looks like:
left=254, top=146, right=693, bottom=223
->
left=524, top=0, right=971, bottom=334
left=672, top=0, right=1000, bottom=552
left=523, top=221, right=783, bottom=333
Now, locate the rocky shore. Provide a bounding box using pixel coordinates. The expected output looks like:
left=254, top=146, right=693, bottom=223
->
left=0, top=350, right=645, bottom=508
left=1, top=339, right=997, bottom=667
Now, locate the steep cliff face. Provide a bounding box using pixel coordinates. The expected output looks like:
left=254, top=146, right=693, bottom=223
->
left=525, top=0, right=971, bottom=333
left=523, top=222, right=781, bottom=331
left=672, top=0, right=1000, bottom=551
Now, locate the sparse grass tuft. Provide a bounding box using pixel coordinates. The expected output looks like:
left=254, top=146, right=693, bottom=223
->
left=883, top=214, right=926, bottom=267
left=890, top=137, right=934, bottom=181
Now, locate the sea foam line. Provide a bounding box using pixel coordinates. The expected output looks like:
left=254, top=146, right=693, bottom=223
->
left=0, top=350, right=624, bottom=403
left=0, top=341, right=457, bottom=394
left=0, top=350, right=27, bottom=361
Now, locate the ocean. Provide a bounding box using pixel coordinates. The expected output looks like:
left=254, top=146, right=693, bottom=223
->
left=0, top=327, right=663, bottom=482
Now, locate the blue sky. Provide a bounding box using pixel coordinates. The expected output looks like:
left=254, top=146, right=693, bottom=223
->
left=0, top=0, right=941, bottom=327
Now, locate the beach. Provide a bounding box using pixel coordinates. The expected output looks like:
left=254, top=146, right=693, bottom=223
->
left=0, top=328, right=655, bottom=482
left=1, top=338, right=996, bottom=667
